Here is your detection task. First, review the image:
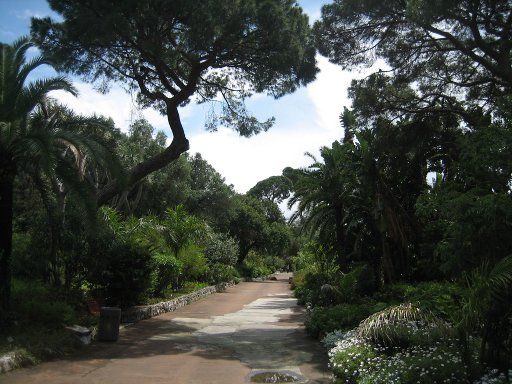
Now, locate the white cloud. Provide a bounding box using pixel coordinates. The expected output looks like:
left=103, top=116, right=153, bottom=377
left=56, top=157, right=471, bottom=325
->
left=179, top=57, right=363, bottom=195
left=186, top=56, right=387, bottom=195
left=11, top=9, right=46, bottom=20
left=50, top=81, right=189, bottom=134
left=307, top=56, right=387, bottom=137
left=188, top=123, right=339, bottom=194
left=307, top=56, right=353, bottom=135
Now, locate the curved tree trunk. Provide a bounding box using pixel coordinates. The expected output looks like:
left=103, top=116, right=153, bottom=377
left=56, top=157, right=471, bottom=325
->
left=97, top=105, right=189, bottom=206
left=0, top=166, right=15, bottom=313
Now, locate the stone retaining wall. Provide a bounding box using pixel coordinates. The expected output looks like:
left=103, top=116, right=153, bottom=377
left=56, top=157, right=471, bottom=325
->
left=0, top=352, right=23, bottom=374
left=121, top=281, right=235, bottom=324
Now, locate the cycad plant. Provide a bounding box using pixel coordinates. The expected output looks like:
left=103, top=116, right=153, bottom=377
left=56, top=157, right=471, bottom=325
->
left=459, top=256, right=512, bottom=371
left=0, top=36, right=117, bottom=311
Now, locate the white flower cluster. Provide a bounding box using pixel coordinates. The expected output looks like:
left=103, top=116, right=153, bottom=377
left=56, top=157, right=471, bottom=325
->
left=327, top=330, right=366, bottom=364
left=327, top=328, right=468, bottom=383
left=322, top=329, right=354, bottom=350
left=473, top=369, right=508, bottom=384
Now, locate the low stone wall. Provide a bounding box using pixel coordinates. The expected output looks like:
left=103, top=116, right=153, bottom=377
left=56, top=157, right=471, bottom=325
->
left=0, top=351, right=34, bottom=374
left=121, top=281, right=235, bottom=324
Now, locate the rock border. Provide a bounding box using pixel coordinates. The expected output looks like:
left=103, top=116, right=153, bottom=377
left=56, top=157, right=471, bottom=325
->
left=0, top=281, right=237, bottom=374
left=0, top=350, right=35, bottom=374
left=121, top=281, right=236, bottom=324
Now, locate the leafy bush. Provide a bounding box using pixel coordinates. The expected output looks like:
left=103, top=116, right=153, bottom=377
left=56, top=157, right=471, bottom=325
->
left=374, top=282, right=466, bottom=324
left=152, top=252, right=182, bottom=295
left=329, top=331, right=377, bottom=383
left=202, top=231, right=239, bottom=266
left=205, top=263, right=239, bottom=284
left=11, top=232, right=41, bottom=278
left=87, top=237, right=154, bottom=307
left=293, top=269, right=339, bottom=306
left=11, top=280, right=76, bottom=328
left=177, top=244, right=208, bottom=285
left=181, top=281, right=209, bottom=292
left=293, top=261, right=374, bottom=307
left=336, top=264, right=377, bottom=299
left=292, top=247, right=316, bottom=272
left=357, top=343, right=468, bottom=384
left=322, top=329, right=354, bottom=350
left=306, top=301, right=388, bottom=338
left=241, top=251, right=282, bottom=278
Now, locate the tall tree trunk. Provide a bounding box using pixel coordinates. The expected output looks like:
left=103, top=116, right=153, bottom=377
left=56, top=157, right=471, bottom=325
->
left=0, top=166, right=15, bottom=313
left=381, top=233, right=394, bottom=284
left=334, top=204, right=346, bottom=268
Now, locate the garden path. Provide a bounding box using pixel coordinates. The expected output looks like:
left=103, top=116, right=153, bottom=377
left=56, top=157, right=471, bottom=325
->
left=0, top=274, right=330, bottom=384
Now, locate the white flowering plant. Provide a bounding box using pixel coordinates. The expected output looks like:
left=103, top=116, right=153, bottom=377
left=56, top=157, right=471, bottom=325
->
left=326, top=303, right=484, bottom=384
left=329, top=332, right=469, bottom=383
left=328, top=332, right=377, bottom=383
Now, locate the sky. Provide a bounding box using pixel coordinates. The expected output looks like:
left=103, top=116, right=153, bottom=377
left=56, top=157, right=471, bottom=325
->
left=0, top=0, right=381, bottom=193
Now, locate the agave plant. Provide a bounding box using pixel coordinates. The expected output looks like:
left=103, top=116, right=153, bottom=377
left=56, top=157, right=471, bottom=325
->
left=357, top=303, right=452, bottom=348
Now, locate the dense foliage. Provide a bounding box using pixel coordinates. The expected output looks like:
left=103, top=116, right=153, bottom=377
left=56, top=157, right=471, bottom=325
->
left=1, top=1, right=511, bottom=382
left=287, top=1, right=512, bottom=382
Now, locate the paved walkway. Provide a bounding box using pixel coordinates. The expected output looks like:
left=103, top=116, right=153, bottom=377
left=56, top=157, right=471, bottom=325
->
left=0, top=274, right=330, bottom=383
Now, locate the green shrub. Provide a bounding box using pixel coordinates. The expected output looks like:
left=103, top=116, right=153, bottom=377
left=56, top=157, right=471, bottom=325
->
left=202, top=231, right=239, bottom=266
left=11, top=232, right=40, bottom=278
left=404, top=282, right=465, bottom=323
left=181, top=281, right=209, bottom=292
left=306, top=301, right=388, bottom=338
left=11, top=280, right=76, bottom=328
left=293, top=263, right=376, bottom=307
left=205, top=263, right=239, bottom=284
left=328, top=327, right=468, bottom=384
left=152, top=252, right=182, bottom=295
left=177, top=244, right=208, bottom=285
left=329, top=334, right=377, bottom=383
left=292, top=248, right=316, bottom=272
left=375, top=282, right=465, bottom=323
left=293, top=269, right=338, bottom=306
left=87, top=238, right=154, bottom=307
left=241, top=251, right=281, bottom=278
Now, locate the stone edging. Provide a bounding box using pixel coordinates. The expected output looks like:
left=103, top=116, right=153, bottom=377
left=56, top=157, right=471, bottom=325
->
left=121, top=281, right=236, bottom=324
left=0, top=350, right=34, bottom=374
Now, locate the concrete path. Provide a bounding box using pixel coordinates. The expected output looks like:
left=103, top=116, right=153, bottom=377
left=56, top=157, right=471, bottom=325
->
left=0, top=274, right=330, bottom=384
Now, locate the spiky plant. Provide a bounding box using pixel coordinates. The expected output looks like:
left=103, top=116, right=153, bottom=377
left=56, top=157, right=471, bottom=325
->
left=357, top=303, right=452, bottom=348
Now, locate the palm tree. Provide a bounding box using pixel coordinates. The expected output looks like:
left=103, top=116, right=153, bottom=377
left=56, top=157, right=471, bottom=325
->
left=27, top=102, right=123, bottom=287
left=0, top=36, right=115, bottom=311
left=289, top=128, right=416, bottom=284
left=289, top=141, right=354, bottom=267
